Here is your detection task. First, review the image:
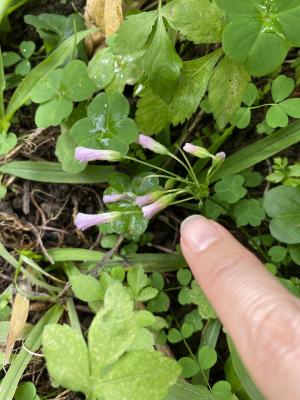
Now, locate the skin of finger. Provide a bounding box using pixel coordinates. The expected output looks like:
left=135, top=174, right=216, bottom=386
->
left=180, top=216, right=300, bottom=400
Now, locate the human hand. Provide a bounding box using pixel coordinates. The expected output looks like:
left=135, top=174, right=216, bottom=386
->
left=180, top=215, right=300, bottom=400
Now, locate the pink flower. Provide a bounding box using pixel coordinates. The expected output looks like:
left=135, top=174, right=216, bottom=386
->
left=75, top=147, right=122, bottom=162
left=75, top=212, right=120, bottom=231
left=103, top=193, right=130, bottom=204
left=137, top=134, right=169, bottom=155
left=142, top=194, right=175, bottom=219
left=183, top=143, right=211, bottom=159
left=135, top=191, right=162, bottom=207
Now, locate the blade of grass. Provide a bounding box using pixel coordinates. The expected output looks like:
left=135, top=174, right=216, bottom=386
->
left=0, top=161, right=115, bottom=183
left=6, top=28, right=95, bottom=120
left=227, top=336, right=264, bottom=400
left=0, top=0, right=13, bottom=23
left=48, top=248, right=186, bottom=272
left=0, top=305, right=63, bottom=400
left=167, top=381, right=217, bottom=400
left=211, top=120, right=300, bottom=181
left=0, top=47, right=5, bottom=120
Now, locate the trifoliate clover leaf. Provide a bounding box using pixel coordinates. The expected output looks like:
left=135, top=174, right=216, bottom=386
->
left=167, top=328, right=182, bottom=344
left=216, top=0, right=291, bottom=76
left=88, top=48, right=143, bottom=93
left=70, top=92, right=138, bottom=155
left=20, top=41, right=35, bottom=59
left=268, top=246, right=287, bottom=263
left=198, top=345, right=218, bottom=370
left=266, top=104, right=289, bottom=128
left=230, top=107, right=251, bottom=129
left=280, top=98, right=300, bottom=118
left=184, top=310, right=203, bottom=332
left=144, top=16, right=183, bottom=103
left=233, top=199, right=265, bottom=227
left=188, top=280, right=216, bottom=319
left=136, top=49, right=222, bottom=134
left=242, top=83, right=258, bottom=107
left=242, top=170, right=263, bottom=188
left=214, top=174, right=247, bottom=204
left=271, top=75, right=295, bottom=103
left=162, top=0, right=225, bottom=44
left=2, top=51, right=21, bottom=67
left=31, top=60, right=96, bottom=128
left=177, top=269, right=192, bottom=286
left=178, top=357, right=200, bottom=378
left=147, top=291, right=170, bottom=313
left=0, top=132, right=17, bottom=156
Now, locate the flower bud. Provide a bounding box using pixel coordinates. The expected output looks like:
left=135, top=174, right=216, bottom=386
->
left=75, top=147, right=122, bottom=162
left=142, top=194, right=176, bottom=219
left=103, top=193, right=130, bottom=204
left=135, top=191, right=163, bottom=207
left=75, top=212, right=120, bottom=231
left=137, top=134, right=169, bottom=155
left=183, top=143, right=212, bottom=159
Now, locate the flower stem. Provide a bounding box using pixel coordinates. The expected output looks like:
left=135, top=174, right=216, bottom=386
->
left=125, top=155, right=181, bottom=179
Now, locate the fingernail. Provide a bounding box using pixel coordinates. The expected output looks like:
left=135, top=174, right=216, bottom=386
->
left=181, top=215, right=220, bottom=252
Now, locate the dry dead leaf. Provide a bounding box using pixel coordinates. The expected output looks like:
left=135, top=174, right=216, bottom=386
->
left=104, top=0, right=123, bottom=38
left=4, top=293, right=29, bottom=364
left=84, top=0, right=123, bottom=54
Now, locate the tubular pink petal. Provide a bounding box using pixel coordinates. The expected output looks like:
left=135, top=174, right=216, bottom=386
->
left=137, top=134, right=169, bottom=155
left=75, top=212, right=120, bottom=231
left=103, top=193, right=130, bottom=204
left=135, top=191, right=162, bottom=207
left=75, top=147, right=122, bottom=162
left=183, top=143, right=211, bottom=159
left=142, top=194, right=176, bottom=219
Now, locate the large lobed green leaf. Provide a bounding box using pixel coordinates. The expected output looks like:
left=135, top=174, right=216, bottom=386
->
left=162, top=0, right=225, bottom=44
left=136, top=49, right=222, bottom=134
left=208, top=56, right=250, bottom=129
left=264, top=185, right=300, bottom=244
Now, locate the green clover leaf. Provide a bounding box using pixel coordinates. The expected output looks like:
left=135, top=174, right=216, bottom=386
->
left=70, top=93, right=138, bottom=155
left=233, top=199, right=265, bottom=227
left=31, top=60, right=96, bottom=128
left=214, top=174, right=247, bottom=204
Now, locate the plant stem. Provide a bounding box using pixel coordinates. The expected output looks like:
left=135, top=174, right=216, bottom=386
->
left=125, top=155, right=182, bottom=179
left=66, top=297, right=82, bottom=335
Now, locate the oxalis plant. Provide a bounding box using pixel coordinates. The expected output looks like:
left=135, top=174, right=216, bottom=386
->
left=74, top=135, right=225, bottom=234
left=1, top=0, right=300, bottom=400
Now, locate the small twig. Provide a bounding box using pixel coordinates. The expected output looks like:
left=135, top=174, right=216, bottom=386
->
left=91, top=234, right=124, bottom=277
left=27, top=223, right=54, bottom=264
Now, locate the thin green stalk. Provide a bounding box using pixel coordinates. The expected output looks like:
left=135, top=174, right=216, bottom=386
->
left=125, top=155, right=181, bottom=179
left=66, top=297, right=82, bottom=334
left=176, top=145, right=199, bottom=184
left=169, top=151, right=198, bottom=183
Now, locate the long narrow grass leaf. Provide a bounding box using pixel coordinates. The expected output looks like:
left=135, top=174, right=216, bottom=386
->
left=0, top=161, right=115, bottom=183
left=0, top=305, right=63, bottom=400
left=227, top=336, right=264, bottom=400
left=212, top=120, right=300, bottom=181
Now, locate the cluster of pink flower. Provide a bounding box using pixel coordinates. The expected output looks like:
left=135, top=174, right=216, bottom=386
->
left=74, top=135, right=225, bottom=231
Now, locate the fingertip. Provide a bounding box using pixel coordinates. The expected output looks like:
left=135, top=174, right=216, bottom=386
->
left=180, top=215, right=222, bottom=252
